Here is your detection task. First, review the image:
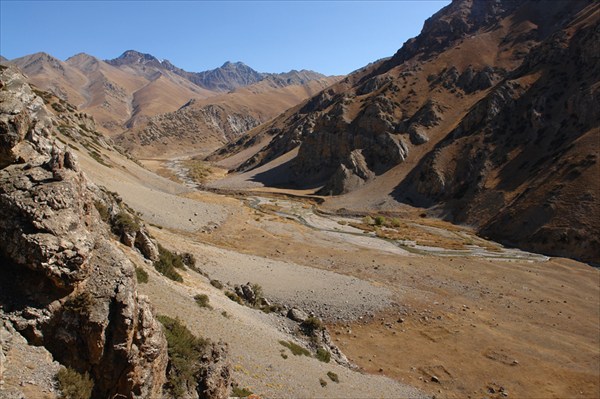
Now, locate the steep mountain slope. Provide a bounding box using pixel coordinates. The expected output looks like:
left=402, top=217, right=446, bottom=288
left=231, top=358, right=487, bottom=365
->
left=116, top=75, right=341, bottom=158
left=209, top=0, right=599, bottom=263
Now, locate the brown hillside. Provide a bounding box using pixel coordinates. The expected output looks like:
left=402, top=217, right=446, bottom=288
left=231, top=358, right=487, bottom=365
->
left=208, top=0, right=599, bottom=263
left=116, top=75, right=341, bottom=159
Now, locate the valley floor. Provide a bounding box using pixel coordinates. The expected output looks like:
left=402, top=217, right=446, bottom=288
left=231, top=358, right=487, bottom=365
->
left=80, top=151, right=599, bottom=399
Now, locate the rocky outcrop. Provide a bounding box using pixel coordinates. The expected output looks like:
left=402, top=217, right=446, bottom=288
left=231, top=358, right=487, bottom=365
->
left=0, top=65, right=169, bottom=398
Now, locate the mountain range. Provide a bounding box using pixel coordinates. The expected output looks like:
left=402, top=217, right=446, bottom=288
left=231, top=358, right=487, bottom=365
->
left=4, top=50, right=336, bottom=136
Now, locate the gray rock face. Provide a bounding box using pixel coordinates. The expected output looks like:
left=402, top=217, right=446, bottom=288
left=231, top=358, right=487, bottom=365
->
left=0, top=65, right=168, bottom=398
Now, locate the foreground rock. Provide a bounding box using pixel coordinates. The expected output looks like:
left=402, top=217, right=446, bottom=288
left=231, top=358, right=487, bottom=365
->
left=0, top=65, right=232, bottom=399
left=0, top=64, right=169, bottom=398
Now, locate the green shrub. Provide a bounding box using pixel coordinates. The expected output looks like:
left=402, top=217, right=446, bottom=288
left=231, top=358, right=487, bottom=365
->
left=114, top=211, right=140, bottom=234
left=374, top=215, right=386, bottom=226
left=316, top=347, right=331, bottom=363
left=390, top=218, right=402, bottom=227
left=210, top=279, right=223, bottom=289
left=279, top=340, right=310, bottom=356
left=231, top=386, right=253, bottom=397
left=301, top=316, right=323, bottom=336
left=225, top=291, right=242, bottom=304
left=362, top=216, right=374, bottom=225
left=135, top=267, right=149, bottom=284
left=194, top=294, right=211, bottom=309
left=327, top=371, right=339, bottom=383
left=56, top=367, right=93, bottom=399
left=93, top=201, right=110, bottom=222
left=154, top=245, right=184, bottom=282
left=157, top=315, right=208, bottom=398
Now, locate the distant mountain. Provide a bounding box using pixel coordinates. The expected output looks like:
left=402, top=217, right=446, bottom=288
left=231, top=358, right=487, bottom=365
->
left=209, top=0, right=599, bottom=263
left=116, top=75, right=341, bottom=159
left=9, top=50, right=337, bottom=135
left=0, top=55, right=8, bottom=63
left=107, top=51, right=329, bottom=93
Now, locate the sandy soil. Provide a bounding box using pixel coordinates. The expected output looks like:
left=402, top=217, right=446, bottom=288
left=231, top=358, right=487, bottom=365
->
left=77, top=148, right=599, bottom=399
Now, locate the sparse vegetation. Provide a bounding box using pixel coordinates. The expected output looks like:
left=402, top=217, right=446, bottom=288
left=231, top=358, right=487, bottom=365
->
left=93, top=200, right=110, bottom=222
left=301, top=316, right=323, bottom=336
left=88, top=150, right=112, bottom=168
left=319, top=378, right=327, bottom=387
left=210, top=279, right=223, bottom=289
left=316, top=347, right=331, bottom=363
left=113, top=211, right=140, bottom=234
left=194, top=294, right=212, bottom=309
left=154, top=245, right=184, bottom=282
left=374, top=215, right=386, bottom=226
left=135, top=267, right=149, bottom=284
left=279, top=340, right=310, bottom=357
left=327, top=371, right=339, bottom=383
left=185, top=159, right=213, bottom=184
left=157, top=315, right=208, bottom=398
left=231, top=386, right=253, bottom=397
left=56, top=367, right=93, bottom=399
left=225, top=290, right=243, bottom=304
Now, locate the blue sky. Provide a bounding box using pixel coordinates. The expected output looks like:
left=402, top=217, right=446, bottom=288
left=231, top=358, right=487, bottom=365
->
left=1, top=1, right=449, bottom=75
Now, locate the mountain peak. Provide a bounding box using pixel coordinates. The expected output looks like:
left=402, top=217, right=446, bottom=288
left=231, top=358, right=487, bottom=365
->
left=107, top=50, right=161, bottom=67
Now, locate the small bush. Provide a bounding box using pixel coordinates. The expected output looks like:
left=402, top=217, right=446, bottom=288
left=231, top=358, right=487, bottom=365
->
left=93, top=201, right=110, bottom=222
left=194, top=294, right=211, bottom=309
left=316, top=347, right=331, bottom=363
left=231, top=386, right=253, bottom=397
left=390, top=218, right=402, bottom=227
left=362, top=216, right=374, bottom=225
left=327, top=371, right=339, bottom=383
left=56, top=367, right=93, bottom=399
left=319, top=378, right=327, bottom=387
left=114, top=211, right=140, bottom=234
left=225, top=291, right=242, bottom=304
left=154, top=245, right=184, bottom=282
left=279, top=340, right=310, bottom=357
left=374, top=215, right=386, bottom=226
left=210, top=279, right=223, bottom=289
left=301, top=316, right=323, bottom=336
left=157, top=315, right=208, bottom=398
left=135, top=267, right=149, bottom=284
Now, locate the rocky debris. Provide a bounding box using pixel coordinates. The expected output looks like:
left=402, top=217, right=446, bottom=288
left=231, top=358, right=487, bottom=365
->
left=287, top=307, right=309, bottom=323
left=196, top=342, right=232, bottom=399
left=0, top=319, right=61, bottom=398
left=0, top=66, right=170, bottom=398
